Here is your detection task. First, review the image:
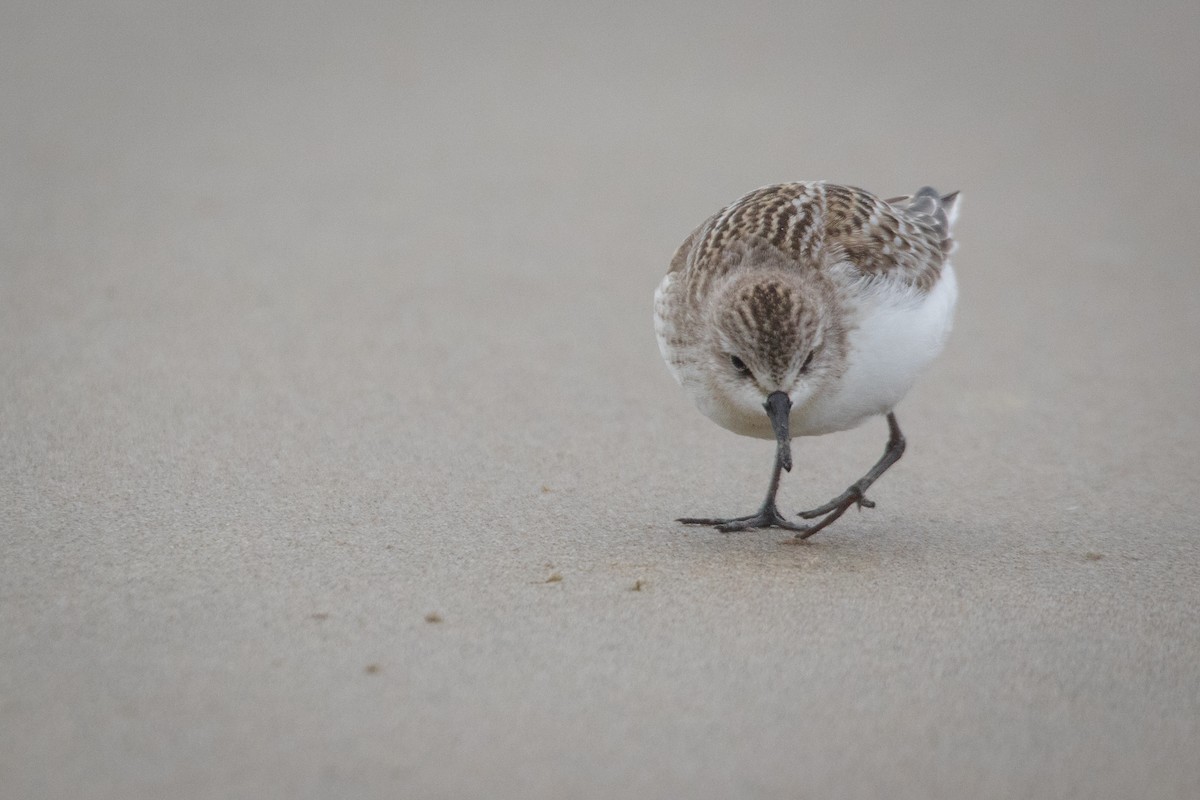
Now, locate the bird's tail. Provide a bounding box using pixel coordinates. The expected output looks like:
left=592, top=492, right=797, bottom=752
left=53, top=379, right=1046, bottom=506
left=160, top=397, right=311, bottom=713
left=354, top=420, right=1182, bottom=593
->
left=888, top=187, right=960, bottom=255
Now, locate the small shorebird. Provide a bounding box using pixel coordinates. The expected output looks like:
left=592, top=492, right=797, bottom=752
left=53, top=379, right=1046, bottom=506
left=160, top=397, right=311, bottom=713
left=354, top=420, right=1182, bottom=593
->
left=654, top=182, right=959, bottom=538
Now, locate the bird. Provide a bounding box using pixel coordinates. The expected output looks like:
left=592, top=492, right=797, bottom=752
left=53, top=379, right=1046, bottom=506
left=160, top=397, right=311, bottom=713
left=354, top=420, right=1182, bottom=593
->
left=653, top=181, right=959, bottom=538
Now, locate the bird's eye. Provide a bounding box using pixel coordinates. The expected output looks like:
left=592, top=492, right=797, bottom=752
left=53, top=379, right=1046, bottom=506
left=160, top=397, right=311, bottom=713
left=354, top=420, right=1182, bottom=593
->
left=800, top=350, right=815, bottom=373
left=729, top=355, right=752, bottom=377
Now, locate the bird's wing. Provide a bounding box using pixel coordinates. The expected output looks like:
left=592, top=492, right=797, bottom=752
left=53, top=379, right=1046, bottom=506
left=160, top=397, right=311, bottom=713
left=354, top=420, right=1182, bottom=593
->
left=823, top=184, right=958, bottom=290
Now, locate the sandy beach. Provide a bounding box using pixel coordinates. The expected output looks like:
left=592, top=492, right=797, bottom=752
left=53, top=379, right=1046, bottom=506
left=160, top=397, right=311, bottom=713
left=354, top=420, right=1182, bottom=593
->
left=3, top=2, right=1198, bottom=797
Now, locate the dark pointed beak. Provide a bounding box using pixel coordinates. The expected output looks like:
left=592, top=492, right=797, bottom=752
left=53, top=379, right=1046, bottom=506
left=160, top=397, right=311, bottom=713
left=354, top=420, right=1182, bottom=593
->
left=763, top=391, right=793, bottom=472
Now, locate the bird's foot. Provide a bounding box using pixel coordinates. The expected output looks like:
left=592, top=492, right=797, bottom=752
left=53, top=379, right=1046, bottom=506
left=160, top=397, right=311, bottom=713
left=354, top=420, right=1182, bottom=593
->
left=678, top=504, right=812, bottom=534
left=797, top=482, right=875, bottom=519
left=785, top=486, right=878, bottom=540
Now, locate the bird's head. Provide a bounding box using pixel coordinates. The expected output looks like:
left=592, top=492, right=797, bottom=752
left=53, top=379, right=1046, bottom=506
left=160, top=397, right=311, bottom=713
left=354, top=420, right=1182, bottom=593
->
left=698, top=271, right=843, bottom=465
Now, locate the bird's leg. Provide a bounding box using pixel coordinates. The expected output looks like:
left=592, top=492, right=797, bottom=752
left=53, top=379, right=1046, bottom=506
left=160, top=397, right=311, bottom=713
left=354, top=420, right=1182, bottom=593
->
left=677, top=451, right=808, bottom=532
left=795, top=412, right=906, bottom=531
left=678, top=396, right=813, bottom=534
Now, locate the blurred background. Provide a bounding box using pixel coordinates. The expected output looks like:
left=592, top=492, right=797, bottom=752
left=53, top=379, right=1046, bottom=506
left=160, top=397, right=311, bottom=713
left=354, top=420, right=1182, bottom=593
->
left=3, top=2, right=1198, bottom=798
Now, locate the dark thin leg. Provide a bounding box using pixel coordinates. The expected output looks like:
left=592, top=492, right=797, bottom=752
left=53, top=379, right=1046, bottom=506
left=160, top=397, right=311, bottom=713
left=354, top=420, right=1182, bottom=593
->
left=678, top=433, right=812, bottom=534
left=795, top=412, right=906, bottom=532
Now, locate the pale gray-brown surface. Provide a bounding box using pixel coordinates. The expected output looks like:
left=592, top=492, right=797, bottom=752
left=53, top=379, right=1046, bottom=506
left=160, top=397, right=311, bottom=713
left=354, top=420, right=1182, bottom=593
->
left=3, top=2, right=1198, bottom=798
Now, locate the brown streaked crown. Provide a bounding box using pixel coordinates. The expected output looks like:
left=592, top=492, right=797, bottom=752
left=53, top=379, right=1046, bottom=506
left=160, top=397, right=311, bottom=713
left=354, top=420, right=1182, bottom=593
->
left=718, top=279, right=814, bottom=380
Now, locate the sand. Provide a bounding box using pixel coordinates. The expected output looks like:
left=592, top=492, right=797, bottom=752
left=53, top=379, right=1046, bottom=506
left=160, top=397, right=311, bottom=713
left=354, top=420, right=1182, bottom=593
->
left=3, top=2, right=1198, bottom=798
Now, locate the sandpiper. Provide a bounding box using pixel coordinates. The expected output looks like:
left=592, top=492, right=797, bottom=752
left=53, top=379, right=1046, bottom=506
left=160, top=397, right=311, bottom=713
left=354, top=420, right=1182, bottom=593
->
left=654, top=182, right=959, bottom=537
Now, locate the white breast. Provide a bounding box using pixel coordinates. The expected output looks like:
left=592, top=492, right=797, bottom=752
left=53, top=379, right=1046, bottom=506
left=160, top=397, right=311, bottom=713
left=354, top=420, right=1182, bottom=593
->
left=795, top=265, right=958, bottom=436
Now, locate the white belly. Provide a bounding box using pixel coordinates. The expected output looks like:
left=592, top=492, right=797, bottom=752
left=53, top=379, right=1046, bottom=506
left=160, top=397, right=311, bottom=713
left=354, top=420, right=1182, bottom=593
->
left=795, top=265, right=958, bottom=435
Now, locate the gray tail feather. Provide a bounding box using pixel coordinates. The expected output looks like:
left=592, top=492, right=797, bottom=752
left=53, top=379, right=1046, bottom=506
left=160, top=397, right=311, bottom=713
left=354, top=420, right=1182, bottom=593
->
left=890, top=187, right=960, bottom=254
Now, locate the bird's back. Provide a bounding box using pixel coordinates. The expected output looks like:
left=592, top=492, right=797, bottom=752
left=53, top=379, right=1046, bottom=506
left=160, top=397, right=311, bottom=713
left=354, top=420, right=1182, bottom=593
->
left=670, top=182, right=956, bottom=294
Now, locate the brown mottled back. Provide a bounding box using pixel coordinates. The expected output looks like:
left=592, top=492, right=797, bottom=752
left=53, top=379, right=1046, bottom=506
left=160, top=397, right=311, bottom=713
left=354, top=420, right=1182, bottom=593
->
left=674, top=182, right=957, bottom=292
